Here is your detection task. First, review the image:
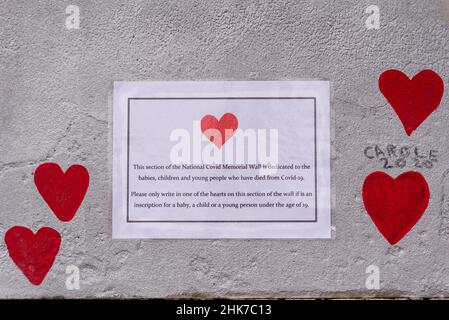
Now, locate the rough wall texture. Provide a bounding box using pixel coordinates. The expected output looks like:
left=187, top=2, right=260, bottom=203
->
left=0, top=0, right=449, bottom=298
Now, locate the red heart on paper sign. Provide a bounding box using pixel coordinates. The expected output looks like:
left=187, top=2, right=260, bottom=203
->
left=5, top=226, right=61, bottom=285
left=201, top=113, right=238, bottom=148
left=379, top=69, right=444, bottom=136
left=362, top=171, right=430, bottom=245
left=34, top=162, right=89, bottom=222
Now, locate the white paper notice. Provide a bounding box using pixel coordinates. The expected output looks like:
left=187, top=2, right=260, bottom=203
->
left=113, top=81, right=330, bottom=238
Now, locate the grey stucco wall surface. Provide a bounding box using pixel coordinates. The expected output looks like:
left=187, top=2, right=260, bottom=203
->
left=1, top=0, right=449, bottom=298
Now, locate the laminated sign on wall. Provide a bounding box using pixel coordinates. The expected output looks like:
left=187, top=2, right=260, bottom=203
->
left=113, top=81, right=331, bottom=238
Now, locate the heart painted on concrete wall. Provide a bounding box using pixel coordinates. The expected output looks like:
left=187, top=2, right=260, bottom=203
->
left=201, top=113, right=238, bottom=148
left=362, top=171, right=430, bottom=245
left=379, top=69, right=444, bottom=136
left=5, top=226, right=61, bottom=285
left=34, top=162, right=89, bottom=222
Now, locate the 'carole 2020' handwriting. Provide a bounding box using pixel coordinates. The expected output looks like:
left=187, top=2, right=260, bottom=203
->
left=364, top=144, right=438, bottom=169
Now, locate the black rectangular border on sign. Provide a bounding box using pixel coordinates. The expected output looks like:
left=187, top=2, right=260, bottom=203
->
left=126, top=97, right=317, bottom=223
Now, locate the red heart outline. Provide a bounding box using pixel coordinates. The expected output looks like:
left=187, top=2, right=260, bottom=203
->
left=362, top=171, right=430, bottom=245
left=201, top=113, right=238, bottom=148
left=379, top=69, right=444, bottom=136
left=5, top=226, right=61, bottom=285
left=34, top=162, right=89, bottom=222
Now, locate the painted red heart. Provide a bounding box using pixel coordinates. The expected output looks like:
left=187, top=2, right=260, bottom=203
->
left=201, top=113, right=238, bottom=148
left=34, top=162, right=89, bottom=222
left=5, top=226, right=61, bottom=285
left=379, top=69, right=444, bottom=136
left=362, top=171, right=430, bottom=245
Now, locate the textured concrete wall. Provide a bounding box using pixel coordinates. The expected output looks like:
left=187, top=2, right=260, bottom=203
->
left=0, top=0, right=448, bottom=298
